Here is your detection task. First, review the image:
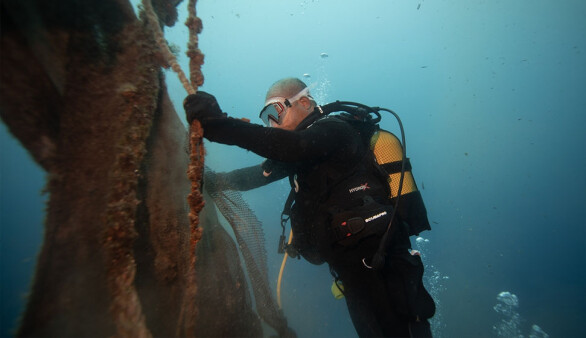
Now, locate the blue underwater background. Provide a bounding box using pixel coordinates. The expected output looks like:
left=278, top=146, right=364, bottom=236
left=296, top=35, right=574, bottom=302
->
left=1, top=0, right=585, bottom=337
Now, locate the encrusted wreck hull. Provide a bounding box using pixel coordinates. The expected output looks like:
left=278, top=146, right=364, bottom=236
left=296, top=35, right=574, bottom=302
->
left=0, top=0, right=261, bottom=336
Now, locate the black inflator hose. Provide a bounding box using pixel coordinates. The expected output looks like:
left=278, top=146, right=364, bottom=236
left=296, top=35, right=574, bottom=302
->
left=364, top=107, right=407, bottom=270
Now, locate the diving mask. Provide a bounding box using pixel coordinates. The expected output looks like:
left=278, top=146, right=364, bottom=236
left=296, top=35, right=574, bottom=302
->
left=259, top=87, right=311, bottom=126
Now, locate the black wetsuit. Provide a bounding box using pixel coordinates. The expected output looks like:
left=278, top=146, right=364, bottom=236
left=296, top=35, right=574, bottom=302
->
left=201, top=111, right=433, bottom=337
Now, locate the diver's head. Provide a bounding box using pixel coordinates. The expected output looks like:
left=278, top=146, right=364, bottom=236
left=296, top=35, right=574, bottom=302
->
left=259, top=77, right=316, bottom=130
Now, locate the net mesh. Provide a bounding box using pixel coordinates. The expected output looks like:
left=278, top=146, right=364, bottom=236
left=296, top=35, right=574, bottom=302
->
left=203, top=167, right=288, bottom=334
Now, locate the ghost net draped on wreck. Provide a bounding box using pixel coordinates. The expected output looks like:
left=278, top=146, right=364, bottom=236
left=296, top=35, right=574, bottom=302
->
left=0, top=0, right=286, bottom=336
left=145, top=1, right=292, bottom=335
left=204, top=168, right=292, bottom=335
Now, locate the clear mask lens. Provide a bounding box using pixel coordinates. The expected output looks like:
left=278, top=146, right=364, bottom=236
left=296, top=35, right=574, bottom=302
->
left=259, top=86, right=311, bottom=126
left=260, top=102, right=285, bottom=126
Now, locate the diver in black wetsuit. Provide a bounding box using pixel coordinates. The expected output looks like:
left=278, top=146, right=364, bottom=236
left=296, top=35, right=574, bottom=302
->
left=184, top=77, right=435, bottom=337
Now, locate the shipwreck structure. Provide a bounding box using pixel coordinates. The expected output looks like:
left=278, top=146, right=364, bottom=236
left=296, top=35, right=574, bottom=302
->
left=0, top=0, right=290, bottom=336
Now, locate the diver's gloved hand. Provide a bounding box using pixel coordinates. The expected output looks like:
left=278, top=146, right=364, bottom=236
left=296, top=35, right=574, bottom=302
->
left=262, top=159, right=294, bottom=178
left=183, top=91, right=227, bottom=125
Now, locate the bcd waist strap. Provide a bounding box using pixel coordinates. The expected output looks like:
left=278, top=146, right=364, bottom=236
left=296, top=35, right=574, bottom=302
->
left=380, top=159, right=412, bottom=175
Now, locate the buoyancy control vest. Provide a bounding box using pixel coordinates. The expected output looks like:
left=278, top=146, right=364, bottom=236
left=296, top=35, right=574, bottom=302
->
left=277, top=101, right=431, bottom=266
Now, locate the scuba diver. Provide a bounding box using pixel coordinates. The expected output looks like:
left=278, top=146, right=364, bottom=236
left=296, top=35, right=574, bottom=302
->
left=184, top=77, right=435, bottom=337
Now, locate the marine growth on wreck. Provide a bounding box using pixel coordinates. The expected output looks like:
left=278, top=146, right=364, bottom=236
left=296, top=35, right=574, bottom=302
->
left=0, top=0, right=288, bottom=336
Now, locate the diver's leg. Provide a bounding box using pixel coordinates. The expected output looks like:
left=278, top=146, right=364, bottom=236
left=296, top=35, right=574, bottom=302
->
left=332, top=237, right=410, bottom=337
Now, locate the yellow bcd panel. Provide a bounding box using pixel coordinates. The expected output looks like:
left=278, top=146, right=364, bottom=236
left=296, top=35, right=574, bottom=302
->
left=370, top=130, right=417, bottom=199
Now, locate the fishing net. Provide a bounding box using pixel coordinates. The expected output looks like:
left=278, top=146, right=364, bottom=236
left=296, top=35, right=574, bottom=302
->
left=203, top=167, right=290, bottom=335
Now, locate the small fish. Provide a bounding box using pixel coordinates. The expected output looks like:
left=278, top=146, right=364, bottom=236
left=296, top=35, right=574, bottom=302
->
left=417, top=3, right=421, bottom=10
left=303, top=73, right=311, bottom=78
left=320, top=52, right=329, bottom=58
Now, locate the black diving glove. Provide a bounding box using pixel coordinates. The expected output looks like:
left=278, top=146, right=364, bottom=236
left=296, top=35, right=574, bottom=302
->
left=261, top=159, right=295, bottom=178
left=183, top=91, right=226, bottom=125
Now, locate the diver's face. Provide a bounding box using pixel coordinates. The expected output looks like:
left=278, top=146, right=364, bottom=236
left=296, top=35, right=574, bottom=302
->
left=271, top=99, right=311, bottom=131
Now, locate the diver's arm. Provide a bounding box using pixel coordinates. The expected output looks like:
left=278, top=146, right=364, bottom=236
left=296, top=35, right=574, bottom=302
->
left=209, top=163, right=289, bottom=192
left=202, top=117, right=358, bottom=163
